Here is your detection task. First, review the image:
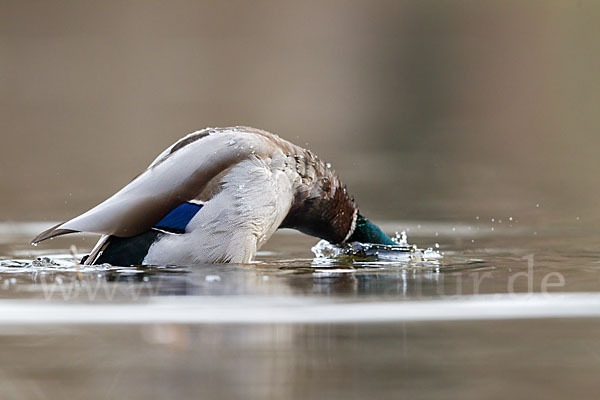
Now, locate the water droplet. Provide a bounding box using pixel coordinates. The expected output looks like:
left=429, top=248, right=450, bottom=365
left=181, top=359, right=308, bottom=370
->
left=205, top=275, right=221, bottom=282
left=326, top=163, right=332, bottom=169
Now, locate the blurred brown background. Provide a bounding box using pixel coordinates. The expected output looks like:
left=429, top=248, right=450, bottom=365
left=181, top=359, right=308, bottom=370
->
left=1, top=0, right=599, bottom=225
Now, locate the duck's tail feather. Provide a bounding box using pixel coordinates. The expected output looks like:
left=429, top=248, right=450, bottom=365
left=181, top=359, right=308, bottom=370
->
left=85, top=230, right=163, bottom=266
left=31, top=129, right=258, bottom=245
left=82, top=234, right=110, bottom=265
left=32, top=201, right=204, bottom=247
left=31, top=224, right=78, bottom=245
left=82, top=201, right=204, bottom=266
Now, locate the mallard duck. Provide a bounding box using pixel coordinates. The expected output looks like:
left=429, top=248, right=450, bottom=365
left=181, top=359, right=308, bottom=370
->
left=32, top=126, right=395, bottom=265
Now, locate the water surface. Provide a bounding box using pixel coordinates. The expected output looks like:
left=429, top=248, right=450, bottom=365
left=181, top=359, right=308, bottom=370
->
left=0, top=219, right=598, bottom=399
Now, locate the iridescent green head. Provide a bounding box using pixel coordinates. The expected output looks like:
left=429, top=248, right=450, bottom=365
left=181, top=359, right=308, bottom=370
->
left=347, top=214, right=396, bottom=245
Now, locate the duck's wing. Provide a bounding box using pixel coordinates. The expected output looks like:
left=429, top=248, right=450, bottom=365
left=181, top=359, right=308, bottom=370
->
left=32, top=128, right=269, bottom=244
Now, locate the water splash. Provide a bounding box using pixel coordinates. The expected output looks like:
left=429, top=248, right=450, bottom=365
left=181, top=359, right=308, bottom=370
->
left=0, top=255, right=186, bottom=276
left=311, top=230, right=443, bottom=263
left=1, top=256, right=78, bottom=272
left=393, top=231, right=409, bottom=246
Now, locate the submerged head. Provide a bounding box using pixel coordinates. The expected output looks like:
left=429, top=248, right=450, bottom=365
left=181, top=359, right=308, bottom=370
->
left=347, top=214, right=396, bottom=245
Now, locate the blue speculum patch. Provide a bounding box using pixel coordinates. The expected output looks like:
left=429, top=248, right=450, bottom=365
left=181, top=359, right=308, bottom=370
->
left=155, top=202, right=203, bottom=233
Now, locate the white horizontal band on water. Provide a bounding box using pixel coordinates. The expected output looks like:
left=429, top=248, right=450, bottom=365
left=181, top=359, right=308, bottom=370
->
left=0, top=293, right=599, bottom=324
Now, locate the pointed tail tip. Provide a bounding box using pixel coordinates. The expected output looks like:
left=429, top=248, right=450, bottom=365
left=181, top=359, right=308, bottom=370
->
left=31, top=223, right=78, bottom=245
